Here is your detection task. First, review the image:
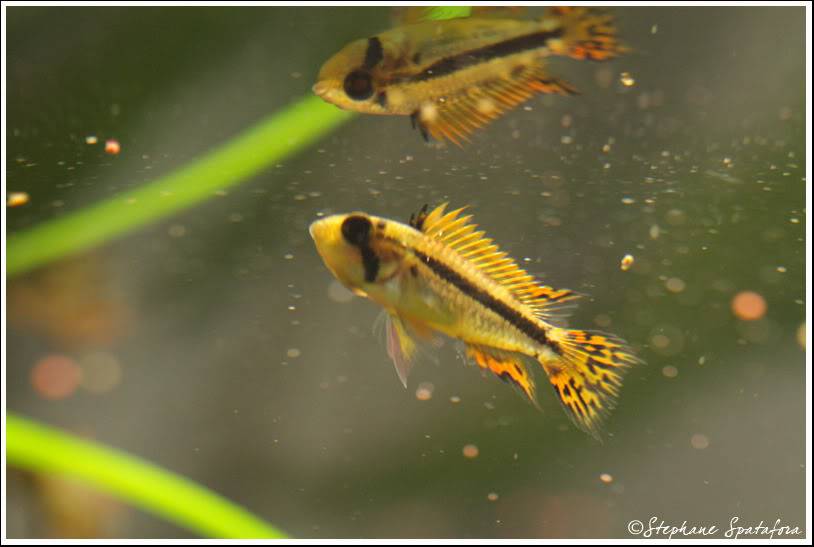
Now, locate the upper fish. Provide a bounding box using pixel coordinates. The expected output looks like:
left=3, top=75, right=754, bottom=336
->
left=313, top=7, right=627, bottom=146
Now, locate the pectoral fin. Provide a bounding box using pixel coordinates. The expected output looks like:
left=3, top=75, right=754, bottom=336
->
left=385, top=314, right=418, bottom=388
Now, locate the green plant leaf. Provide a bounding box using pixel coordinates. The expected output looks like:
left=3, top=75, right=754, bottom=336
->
left=7, top=96, right=353, bottom=277
left=6, top=414, right=287, bottom=538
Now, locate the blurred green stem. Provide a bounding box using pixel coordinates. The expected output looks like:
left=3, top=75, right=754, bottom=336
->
left=7, top=96, right=353, bottom=277
left=6, top=414, right=287, bottom=538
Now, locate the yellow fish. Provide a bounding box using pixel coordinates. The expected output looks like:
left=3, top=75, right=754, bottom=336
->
left=313, top=7, right=626, bottom=146
left=310, top=204, right=641, bottom=437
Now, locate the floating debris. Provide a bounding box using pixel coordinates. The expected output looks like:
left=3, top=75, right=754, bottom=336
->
left=31, top=354, right=82, bottom=400
left=85, top=135, right=98, bottom=145
left=449, top=395, right=461, bottom=404
left=462, top=444, right=480, bottom=459
left=415, top=382, right=434, bottom=401
left=619, top=71, right=636, bottom=87
left=690, top=433, right=710, bottom=450
left=104, top=139, right=121, bottom=155
left=620, top=254, right=635, bottom=271
left=7, top=192, right=30, bottom=207
left=599, top=472, right=614, bottom=484
left=286, top=348, right=301, bottom=358
left=487, top=492, right=499, bottom=502
left=731, top=291, right=767, bottom=321
left=665, top=277, right=686, bottom=293
left=662, top=365, right=678, bottom=378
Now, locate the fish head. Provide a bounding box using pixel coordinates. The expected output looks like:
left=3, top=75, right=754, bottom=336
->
left=310, top=213, right=404, bottom=294
left=313, top=37, right=393, bottom=114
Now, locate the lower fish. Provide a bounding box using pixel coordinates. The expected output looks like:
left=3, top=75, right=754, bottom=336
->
left=310, top=203, right=641, bottom=438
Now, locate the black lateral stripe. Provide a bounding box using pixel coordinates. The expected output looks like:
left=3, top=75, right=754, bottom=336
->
left=414, top=249, right=550, bottom=347
left=411, top=27, right=564, bottom=82
left=364, top=36, right=384, bottom=69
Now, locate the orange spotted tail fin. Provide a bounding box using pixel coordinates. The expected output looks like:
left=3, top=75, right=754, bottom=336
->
left=545, top=7, right=628, bottom=61
left=540, top=328, right=641, bottom=438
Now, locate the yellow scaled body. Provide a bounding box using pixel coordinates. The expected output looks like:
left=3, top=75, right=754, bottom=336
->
left=310, top=204, right=641, bottom=437
left=313, top=7, right=626, bottom=145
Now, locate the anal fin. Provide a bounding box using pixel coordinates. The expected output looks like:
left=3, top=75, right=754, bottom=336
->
left=466, top=345, right=537, bottom=405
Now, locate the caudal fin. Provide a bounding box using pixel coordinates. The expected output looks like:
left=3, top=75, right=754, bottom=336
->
left=545, top=7, right=628, bottom=61
left=540, top=328, right=641, bottom=438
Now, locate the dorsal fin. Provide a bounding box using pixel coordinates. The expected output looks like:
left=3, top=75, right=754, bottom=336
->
left=411, top=203, right=580, bottom=318
left=392, top=7, right=525, bottom=26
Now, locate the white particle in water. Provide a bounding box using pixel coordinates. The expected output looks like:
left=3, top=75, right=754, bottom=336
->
left=619, top=72, right=636, bottom=87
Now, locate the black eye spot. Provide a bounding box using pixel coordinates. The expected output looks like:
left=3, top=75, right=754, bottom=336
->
left=343, top=70, right=374, bottom=101
left=341, top=215, right=372, bottom=247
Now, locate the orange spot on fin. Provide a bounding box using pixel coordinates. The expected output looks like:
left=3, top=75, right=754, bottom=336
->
left=544, top=6, right=629, bottom=61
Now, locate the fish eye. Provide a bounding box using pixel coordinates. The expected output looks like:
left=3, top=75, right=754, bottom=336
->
left=343, top=70, right=374, bottom=101
left=341, top=215, right=372, bottom=246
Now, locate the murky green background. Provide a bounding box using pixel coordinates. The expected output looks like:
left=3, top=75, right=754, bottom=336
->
left=6, top=6, right=806, bottom=539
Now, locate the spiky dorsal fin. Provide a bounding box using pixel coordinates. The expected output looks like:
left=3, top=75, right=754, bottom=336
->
left=410, top=203, right=579, bottom=318
left=392, top=6, right=526, bottom=26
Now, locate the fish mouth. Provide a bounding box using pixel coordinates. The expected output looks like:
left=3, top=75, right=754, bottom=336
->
left=309, top=217, right=332, bottom=243
left=312, top=81, right=331, bottom=98
left=308, top=219, right=321, bottom=240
